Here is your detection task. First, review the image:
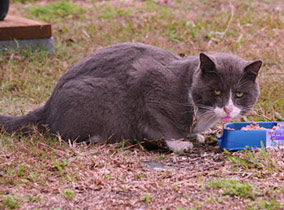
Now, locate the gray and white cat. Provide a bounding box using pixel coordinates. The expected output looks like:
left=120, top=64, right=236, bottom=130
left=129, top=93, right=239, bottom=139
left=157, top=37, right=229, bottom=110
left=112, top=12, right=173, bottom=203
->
left=0, top=43, right=262, bottom=152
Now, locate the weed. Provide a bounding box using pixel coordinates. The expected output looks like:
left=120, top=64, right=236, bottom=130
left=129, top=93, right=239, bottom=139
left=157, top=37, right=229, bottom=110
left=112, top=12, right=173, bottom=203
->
left=205, top=195, right=225, bottom=203
left=20, top=179, right=29, bottom=183
left=50, top=156, right=64, bottom=175
left=62, top=189, right=75, bottom=201
left=17, top=165, right=25, bottom=177
left=1, top=194, right=21, bottom=210
left=29, top=172, right=37, bottom=183
left=224, top=143, right=279, bottom=173
left=27, top=195, right=41, bottom=202
left=28, top=0, right=86, bottom=21
left=95, top=5, right=132, bottom=19
left=173, top=183, right=179, bottom=191
left=136, top=173, right=148, bottom=180
left=224, top=149, right=261, bottom=170
left=106, top=175, right=113, bottom=180
left=209, top=179, right=256, bottom=199
left=115, top=139, right=132, bottom=154
left=192, top=201, right=202, bottom=206
left=50, top=156, right=70, bottom=177
left=144, top=194, right=153, bottom=205
left=155, top=154, right=168, bottom=161
left=247, top=198, right=282, bottom=210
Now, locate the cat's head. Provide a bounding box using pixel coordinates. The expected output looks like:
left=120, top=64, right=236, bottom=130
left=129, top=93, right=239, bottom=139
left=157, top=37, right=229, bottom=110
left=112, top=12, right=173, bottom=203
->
left=191, top=53, right=262, bottom=130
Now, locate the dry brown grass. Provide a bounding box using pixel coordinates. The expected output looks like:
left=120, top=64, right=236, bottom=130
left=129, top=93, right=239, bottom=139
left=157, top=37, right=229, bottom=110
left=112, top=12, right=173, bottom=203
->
left=0, top=0, right=284, bottom=209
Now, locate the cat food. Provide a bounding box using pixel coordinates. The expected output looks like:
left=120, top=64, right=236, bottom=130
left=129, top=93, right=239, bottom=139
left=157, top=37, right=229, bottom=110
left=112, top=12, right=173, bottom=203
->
left=225, top=121, right=280, bottom=131
left=241, top=121, right=280, bottom=131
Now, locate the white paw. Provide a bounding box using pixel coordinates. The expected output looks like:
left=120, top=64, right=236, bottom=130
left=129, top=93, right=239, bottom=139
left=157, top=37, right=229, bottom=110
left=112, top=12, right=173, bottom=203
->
left=89, top=135, right=104, bottom=143
left=165, top=140, right=193, bottom=152
left=196, top=134, right=205, bottom=143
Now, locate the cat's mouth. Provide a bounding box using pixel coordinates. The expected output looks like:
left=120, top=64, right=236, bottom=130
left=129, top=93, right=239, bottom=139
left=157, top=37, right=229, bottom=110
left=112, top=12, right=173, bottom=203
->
left=221, top=116, right=232, bottom=123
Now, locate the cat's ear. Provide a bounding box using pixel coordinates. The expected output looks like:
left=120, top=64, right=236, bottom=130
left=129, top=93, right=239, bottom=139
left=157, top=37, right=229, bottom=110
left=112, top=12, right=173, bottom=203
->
left=199, top=53, right=216, bottom=73
left=243, top=60, right=262, bottom=81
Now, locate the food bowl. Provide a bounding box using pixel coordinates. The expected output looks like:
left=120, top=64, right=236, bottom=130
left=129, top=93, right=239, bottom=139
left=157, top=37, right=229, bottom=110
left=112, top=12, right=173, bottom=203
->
left=217, top=122, right=284, bottom=150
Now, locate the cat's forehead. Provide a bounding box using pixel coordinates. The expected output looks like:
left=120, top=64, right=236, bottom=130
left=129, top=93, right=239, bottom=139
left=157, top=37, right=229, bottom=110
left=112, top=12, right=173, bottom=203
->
left=206, top=53, right=249, bottom=87
left=213, top=53, right=247, bottom=71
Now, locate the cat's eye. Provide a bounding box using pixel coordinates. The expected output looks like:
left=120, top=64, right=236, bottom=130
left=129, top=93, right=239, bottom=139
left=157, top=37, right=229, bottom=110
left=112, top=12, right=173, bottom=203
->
left=214, top=90, right=222, bottom=96
left=235, top=92, right=244, bottom=98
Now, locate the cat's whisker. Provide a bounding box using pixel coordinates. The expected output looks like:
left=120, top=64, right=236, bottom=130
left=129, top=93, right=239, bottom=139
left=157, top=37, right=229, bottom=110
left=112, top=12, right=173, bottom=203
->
left=195, top=105, right=214, bottom=112
left=197, top=111, right=217, bottom=120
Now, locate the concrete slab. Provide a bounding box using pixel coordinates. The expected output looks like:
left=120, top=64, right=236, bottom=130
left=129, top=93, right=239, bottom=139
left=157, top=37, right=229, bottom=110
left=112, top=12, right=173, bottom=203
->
left=0, top=37, right=54, bottom=52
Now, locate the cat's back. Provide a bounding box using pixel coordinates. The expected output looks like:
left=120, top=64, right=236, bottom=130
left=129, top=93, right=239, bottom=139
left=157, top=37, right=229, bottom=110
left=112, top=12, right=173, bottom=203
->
left=58, top=42, right=181, bottom=85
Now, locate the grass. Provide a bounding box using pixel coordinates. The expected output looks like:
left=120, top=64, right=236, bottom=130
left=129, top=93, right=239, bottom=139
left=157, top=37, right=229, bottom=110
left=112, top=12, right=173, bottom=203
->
left=0, top=0, right=284, bottom=209
left=247, top=198, right=282, bottom=210
left=1, top=194, right=21, bottom=210
left=143, top=193, right=153, bottom=205
left=62, top=189, right=75, bottom=201
left=224, top=143, right=279, bottom=174
left=208, top=178, right=256, bottom=199
left=28, top=0, right=86, bottom=22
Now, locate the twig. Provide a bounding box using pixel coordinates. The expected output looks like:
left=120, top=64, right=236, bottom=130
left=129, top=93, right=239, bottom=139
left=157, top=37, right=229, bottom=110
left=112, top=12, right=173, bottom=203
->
left=220, top=2, right=235, bottom=39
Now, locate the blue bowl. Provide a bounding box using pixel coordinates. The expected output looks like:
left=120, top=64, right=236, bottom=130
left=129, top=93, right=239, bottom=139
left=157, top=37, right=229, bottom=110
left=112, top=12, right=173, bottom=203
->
left=217, top=122, right=284, bottom=150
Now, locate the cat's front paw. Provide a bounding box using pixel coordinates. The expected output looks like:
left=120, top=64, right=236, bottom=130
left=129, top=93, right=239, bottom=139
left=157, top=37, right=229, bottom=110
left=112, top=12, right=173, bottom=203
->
left=187, top=133, right=205, bottom=143
left=165, top=139, right=193, bottom=152
left=196, top=134, right=205, bottom=143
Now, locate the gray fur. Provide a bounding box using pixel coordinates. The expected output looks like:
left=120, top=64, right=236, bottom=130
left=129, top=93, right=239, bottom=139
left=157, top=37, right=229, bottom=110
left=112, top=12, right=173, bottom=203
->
left=0, top=42, right=262, bottom=143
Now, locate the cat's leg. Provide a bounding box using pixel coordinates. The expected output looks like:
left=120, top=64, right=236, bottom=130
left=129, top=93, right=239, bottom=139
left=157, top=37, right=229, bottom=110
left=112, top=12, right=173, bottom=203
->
left=196, top=134, right=205, bottom=143
left=89, top=135, right=105, bottom=143
left=165, top=139, right=193, bottom=152
left=188, top=133, right=205, bottom=143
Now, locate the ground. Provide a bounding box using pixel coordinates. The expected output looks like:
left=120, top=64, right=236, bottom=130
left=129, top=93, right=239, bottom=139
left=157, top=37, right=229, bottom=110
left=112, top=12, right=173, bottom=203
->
left=0, top=0, right=283, bottom=209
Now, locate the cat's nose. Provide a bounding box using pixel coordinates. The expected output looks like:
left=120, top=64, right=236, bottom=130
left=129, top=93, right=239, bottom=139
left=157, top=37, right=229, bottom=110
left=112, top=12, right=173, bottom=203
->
left=224, top=106, right=233, bottom=115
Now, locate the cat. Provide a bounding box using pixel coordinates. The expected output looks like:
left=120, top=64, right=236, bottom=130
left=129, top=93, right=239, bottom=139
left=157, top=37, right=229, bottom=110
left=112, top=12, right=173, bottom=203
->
left=0, top=42, right=262, bottom=152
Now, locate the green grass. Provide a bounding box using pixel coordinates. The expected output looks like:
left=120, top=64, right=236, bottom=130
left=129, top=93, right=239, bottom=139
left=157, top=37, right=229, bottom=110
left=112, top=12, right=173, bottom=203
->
left=144, top=193, right=153, bottom=205
left=247, top=198, right=282, bottom=210
left=1, top=194, right=21, bottom=210
left=209, top=178, right=256, bottom=199
left=224, top=143, right=279, bottom=176
left=28, top=0, right=86, bottom=22
left=62, top=189, right=75, bottom=201
left=0, top=193, right=41, bottom=209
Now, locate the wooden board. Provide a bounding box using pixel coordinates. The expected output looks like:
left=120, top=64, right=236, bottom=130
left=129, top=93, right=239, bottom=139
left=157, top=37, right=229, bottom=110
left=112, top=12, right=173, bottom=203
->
left=0, top=15, right=52, bottom=41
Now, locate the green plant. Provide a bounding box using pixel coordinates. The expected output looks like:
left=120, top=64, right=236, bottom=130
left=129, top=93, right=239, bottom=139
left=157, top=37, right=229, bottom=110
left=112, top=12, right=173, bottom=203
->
left=62, top=189, right=75, bottom=201
left=28, top=0, right=86, bottom=21
left=95, top=5, right=132, bottom=19
left=136, top=173, right=148, bottom=180
left=155, top=154, right=168, bottom=161
left=247, top=198, right=282, bottom=210
left=50, top=156, right=64, bottom=175
left=27, top=195, right=41, bottom=202
left=106, top=175, right=113, bottom=180
left=17, top=165, right=26, bottom=177
left=224, top=143, right=278, bottom=173
left=144, top=194, right=153, bottom=205
left=1, top=194, right=21, bottom=210
left=173, top=183, right=179, bottom=190
left=209, top=179, right=256, bottom=199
